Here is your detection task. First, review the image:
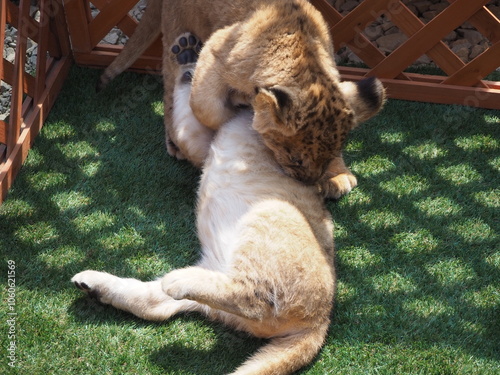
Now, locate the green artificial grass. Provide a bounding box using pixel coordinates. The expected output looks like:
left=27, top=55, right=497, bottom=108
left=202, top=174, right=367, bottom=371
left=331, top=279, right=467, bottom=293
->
left=1, top=66, right=499, bottom=374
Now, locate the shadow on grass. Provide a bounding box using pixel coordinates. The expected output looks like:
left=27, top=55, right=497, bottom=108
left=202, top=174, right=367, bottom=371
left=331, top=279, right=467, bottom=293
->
left=0, top=66, right=498, bottom=372
left=69, top=294, right=264, bottom=374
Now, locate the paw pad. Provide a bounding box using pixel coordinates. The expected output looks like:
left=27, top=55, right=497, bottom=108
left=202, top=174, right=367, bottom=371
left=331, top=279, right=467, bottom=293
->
left=171, top=33, right=202, bottom=65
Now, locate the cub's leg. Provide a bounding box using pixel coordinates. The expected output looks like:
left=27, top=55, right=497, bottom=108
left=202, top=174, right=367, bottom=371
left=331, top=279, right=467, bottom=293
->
left=321, top=156, right=358, bottom=200
left=162, top=33, right=203, bottom=163
left=190, top=26, right=243, bottom=130
left=162, top=267, right=273, bottom=321
left=72, top=270, right=204, bottom=321
left=169, top=33, right=214, bottom=167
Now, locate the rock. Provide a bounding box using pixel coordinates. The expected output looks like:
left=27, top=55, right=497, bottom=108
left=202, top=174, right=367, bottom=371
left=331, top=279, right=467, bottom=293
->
left=406, top=4, right=418, bottom=16
left=1, top=82, right=11, bottom=94
left=364, top=25, right=383, bottom=40
left=381, top=20, right=395, bottom=32
left=430, top=2, right=448, bottom=12
left=462, top=30, right=485, bottom=46
left=4, top=47, right=15, bottom=63
left=422, top=10, right=438, bottom=22
left=451, top=45, right=470, bottom=62
left=451, top=38, right=472, bottom=50
left=443, top=31, right=457, bottom=42
left=376, top=33, right=408, bottom=53
left=346, top=49, right=364, bottom=65
left=413, top=1, right=432, bottom=14
left=384, top=26, right=400, bottom=35
left=414, top=54, right=432, bottom=65
left=469, top=44, right=486, bottom=60
left=341, top=0, right=358, bottom=12
left=103, top=30, right=120, bottom=44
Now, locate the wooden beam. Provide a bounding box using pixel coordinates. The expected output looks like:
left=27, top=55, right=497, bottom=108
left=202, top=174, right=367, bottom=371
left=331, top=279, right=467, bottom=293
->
left=0, top=56, right=72, bottom=204
left=368, top=0, right=490, bottom=79
left=339, top=67, right=500, bottom=110
left=444, top=40, right=500, bottom=86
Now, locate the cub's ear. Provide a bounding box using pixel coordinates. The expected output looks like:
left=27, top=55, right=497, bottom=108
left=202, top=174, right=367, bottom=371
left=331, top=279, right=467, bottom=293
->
left=339, top=77, right=386, bottom=125
left=252, top=86, right=297, bottom=136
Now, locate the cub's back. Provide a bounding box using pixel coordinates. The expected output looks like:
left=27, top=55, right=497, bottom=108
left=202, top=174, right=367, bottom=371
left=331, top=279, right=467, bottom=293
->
left=163, top=0, right=328, bottom=44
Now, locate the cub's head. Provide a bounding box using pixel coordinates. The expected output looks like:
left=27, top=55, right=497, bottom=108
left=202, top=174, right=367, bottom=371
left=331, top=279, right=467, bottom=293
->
left=252, top=77, right=385, bottom=184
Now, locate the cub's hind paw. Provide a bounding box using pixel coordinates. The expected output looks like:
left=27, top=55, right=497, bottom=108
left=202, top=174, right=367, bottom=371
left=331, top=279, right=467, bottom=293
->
left=166, top=135, right=186, bottom=161
left=171, top=33, right=202, bottom=65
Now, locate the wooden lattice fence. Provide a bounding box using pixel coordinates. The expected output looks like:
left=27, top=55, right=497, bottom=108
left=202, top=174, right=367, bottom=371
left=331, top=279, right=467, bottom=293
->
left=1, top=0, right=499, bottom=204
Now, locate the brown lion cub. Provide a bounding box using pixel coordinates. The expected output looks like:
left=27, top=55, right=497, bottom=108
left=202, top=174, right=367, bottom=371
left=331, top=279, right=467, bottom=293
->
left=97, top=0, right=385, bottom=199
left=73, top=39, right=340, bottom=374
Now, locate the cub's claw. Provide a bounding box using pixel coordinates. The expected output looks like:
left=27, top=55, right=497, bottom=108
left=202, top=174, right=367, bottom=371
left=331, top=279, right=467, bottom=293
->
left=71, top=270, right=116, bottom=304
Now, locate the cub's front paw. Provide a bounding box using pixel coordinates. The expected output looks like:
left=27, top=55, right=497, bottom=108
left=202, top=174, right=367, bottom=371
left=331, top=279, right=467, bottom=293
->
left=320, top=172, right=358, bottom=200
left=161, top=268, right=197, bottom=301
left=72, top=270, right=116, bottom=305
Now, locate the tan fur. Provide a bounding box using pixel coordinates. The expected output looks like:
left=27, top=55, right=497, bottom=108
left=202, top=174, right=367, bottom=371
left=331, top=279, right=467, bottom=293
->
left=73, top=64, right=337, bottom=374
left=98, top=0, right=385, bottom=198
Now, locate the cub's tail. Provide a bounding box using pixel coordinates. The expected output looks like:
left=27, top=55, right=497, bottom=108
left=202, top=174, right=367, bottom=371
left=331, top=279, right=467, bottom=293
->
left=231, top=325, right=329, bottom=375
left=96, top=0, right=162, bottom=92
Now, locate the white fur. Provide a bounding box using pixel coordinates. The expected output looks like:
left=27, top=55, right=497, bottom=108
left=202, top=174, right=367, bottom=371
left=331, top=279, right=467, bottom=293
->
left=171, top=77, right=214, bottom=164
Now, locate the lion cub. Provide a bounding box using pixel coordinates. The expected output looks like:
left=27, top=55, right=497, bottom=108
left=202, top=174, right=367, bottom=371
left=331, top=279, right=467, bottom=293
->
left=73, top=41, right=337, bottom=374
left=97, top=0, right=385, bottom=198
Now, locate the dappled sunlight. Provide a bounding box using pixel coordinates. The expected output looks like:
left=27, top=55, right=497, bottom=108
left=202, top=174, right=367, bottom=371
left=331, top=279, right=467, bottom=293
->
left=0, top=198, right=35, bottom=217
left=359, top=209, right=403, bottom=230
left=15, top=221, right=59, bottom=245
left=390, top=229, right=439, bottom=254
left=95, top=120, right=117, bottom=133
left=425, top=259, right=477, bottom=286
left=378, top=130, right=407, bottom=145
left=402, top=296, right=454, bottom=319
left=414, top=196, right=462, bottom=217
left=38, top=245, right=86, bottom=269
left=463, top=286, right=500, bottom=309
left=483, top=114, right=500, bottom=124
left=473, top=189, right=500, bottom=208
left=403, top=141, right=448, bottom=160
left=379, top=175, right=429, bottom=197
left=351, top=155, right=396, bottom=176
left=73, top=211, right=117, bottom=234
left=448, top=218, right=497, bottom=244
left=57, top=141, right=100, bottom=160
left=40, top=122, right=76, bottom=140
left=485, top=252, right=500, bottom=269
left=488, top=155, right=500, bottom=171
left=27, top=171, right=68, bottom=191
left=454, top=134, right=498, bottom=152
left=98, top=226, right=147, bottom=251
left=338, top=245, right=383, bottom=269
left=370, top=272, right=417, bottom=294
left=339, top=187, right=372, bottom=207
left=80, top=160, right=103, bottom=177
left=151, top=101, right=164, bottom=116
left=436, top=163, right=483, bottom=185
left=1, top=68, right=498, bottom=373
left=51, top=191, right=92, bottom=211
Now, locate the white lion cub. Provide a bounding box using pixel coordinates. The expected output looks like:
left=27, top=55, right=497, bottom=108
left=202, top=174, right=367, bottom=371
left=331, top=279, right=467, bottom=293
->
left=72, top=47, right=336, bottom=374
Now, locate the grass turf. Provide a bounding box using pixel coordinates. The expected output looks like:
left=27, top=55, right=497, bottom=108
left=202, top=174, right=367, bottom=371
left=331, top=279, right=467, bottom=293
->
left=1, top=66, right=499, bottom=374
